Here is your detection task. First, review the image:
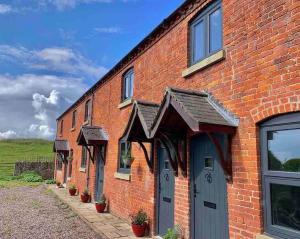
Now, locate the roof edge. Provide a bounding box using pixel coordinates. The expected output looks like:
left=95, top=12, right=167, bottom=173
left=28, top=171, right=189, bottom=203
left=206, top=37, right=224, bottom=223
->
left=57, top=0, right=204, bottom=121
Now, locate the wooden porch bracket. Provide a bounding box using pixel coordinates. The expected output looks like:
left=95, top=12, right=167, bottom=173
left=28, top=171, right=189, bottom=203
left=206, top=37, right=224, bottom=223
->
left=85, top=146, right=95, bottom=163
left=206, top=132, right=233, bottom=182
left=158, top=133, right=179, bottom=176
left=137, top=141, right=153, bottom=173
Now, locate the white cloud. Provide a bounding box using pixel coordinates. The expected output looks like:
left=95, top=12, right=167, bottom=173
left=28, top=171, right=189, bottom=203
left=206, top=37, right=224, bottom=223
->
left=0, top=45, right=108, bottom=79
left=94, top=27, right=122, bottom=34
left=0, top=4, right=12, bottom=14
left=0, top=130, right=17, bottom=140
left=0, top=74, right=88, bottom=139
left=40, top=0, right=112, bottom=10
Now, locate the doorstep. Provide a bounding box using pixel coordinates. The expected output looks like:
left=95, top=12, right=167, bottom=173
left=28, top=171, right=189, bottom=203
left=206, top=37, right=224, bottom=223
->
left=49, top=185, right=152, bottom=239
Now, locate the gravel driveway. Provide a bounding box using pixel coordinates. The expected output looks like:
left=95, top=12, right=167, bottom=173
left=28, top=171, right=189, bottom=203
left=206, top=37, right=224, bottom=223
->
left=0, top=185, right=102, bottom=239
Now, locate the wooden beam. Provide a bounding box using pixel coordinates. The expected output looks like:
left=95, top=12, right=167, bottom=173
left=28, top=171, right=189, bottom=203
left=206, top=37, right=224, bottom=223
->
left=137, top=141, right=153, bottom=173
left=206, top=133, right=232, bottom=182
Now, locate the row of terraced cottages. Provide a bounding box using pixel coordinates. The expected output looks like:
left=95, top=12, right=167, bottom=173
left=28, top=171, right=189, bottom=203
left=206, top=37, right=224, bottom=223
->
left=53, top=0, right=300, bottom=238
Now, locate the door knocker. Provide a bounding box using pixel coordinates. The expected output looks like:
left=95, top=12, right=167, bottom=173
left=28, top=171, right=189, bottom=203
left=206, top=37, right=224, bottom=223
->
left=205, top=173, right=212, bottom=183
left=164, top=173, right=169, bottom=182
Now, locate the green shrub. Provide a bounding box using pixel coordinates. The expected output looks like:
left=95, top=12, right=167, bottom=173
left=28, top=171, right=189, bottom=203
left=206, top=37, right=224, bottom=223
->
left=20, top=171, right=43, bottom=182
left=45, top=179, right=56, bottom=184
left=130, top=209, right=148, bottom=225
left=163, top=228, right=178, bottom=239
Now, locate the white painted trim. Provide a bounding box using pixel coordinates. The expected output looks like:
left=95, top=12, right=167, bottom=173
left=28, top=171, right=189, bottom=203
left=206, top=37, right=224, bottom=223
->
left=114, top=172, right=131, bottom=181
left=118, top=98, right=134, bottom=109
left=256, top=234, right=274, bottom=239
left=182, top=50, right=225, bottom=78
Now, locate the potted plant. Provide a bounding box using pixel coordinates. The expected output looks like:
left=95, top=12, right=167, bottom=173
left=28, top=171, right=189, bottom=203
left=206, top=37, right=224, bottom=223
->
left=80, top=188, right=90, bottom=203
left=130, top=209, right=148, bottom=237
left=95, top=194, right=106, bottom=213
left=163, top=228, right=178, bottom=239
left=122, top=151, right=134, bottom=167
left=68, top=184, right=77, bottom=196
left=56, top=180, right=61, bottom=187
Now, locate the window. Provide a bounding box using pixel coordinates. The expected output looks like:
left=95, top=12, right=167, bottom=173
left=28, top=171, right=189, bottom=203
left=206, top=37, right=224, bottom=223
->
left=81, top=146, right=87, bottom=168
left=68, top=150, right=73, bottom=177
left=60, top=120, right=63, bottom=134
left=118, top=140, right=131, bottom=173
left=56, top=153, right=63, bottom=170
left=122, top=68, right=134, bottom=101
left=84, top=100, right=91, bottom=122
left=260, top=113, right=300, bottom=239
left=72, top=110, right=76, bottom=128
left=190, top=0, right=222, bottom=65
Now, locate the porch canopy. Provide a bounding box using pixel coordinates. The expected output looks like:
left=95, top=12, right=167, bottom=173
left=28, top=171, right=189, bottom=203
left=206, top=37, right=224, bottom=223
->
left=53, top=139, right=70, bottom=161
left=77, top=126, right=108, bottom=163
left=150, top=87, right=238, bottom=137
left=53, top=139, right=70, bottom=153
left=122, top=100, right=159, bottom=142
left=150, top=87, right=239, bottom=179
left=77, top=126, right=108, bottom=146
left=121, top=100, right=159, bottom=172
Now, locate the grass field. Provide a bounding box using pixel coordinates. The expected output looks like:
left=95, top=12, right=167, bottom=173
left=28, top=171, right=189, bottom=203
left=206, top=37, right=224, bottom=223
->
left=0, top=139, right=53, bottom=177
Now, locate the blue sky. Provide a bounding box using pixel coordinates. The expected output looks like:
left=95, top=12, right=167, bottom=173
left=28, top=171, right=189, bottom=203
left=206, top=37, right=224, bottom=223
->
left=0, top=0, right=183, bottom=139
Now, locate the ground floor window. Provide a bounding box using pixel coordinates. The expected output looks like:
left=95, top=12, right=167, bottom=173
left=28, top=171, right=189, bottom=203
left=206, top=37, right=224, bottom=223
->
left=118, top=140, right=131, bottom=173
left=81, top=146, right=87, bottom=168
left=260, top=113, right=300, bottom=238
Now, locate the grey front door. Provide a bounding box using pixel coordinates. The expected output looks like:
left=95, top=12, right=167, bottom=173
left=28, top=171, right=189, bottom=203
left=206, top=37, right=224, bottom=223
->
left=95, top=146, right=105, bottom=201
left=157, top=144, right=174, bottom=236
left=191, top=134, right=229, bottom=239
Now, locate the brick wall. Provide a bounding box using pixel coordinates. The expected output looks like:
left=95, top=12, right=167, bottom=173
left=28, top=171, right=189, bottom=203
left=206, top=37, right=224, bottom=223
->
left=55, top=0, right=300, bottom=238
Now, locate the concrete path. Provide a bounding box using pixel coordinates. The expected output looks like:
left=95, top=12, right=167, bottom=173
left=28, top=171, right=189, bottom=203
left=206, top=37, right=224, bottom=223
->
left=49, top=185, right=152, bottom=239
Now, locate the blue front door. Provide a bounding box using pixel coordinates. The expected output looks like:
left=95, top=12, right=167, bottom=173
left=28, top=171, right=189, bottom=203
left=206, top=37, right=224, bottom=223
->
left=157, top=143, right=175, bottom=235
left=95, top=145, right=105, bottom=201
left=191, top=133, right=229, bottom=239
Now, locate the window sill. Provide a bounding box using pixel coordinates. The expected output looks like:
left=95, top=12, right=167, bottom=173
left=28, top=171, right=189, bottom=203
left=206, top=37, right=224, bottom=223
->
left=79, top=167, right=86, bottom=173
left=256, top=234, right=274, bottom=239
left=182, top=50, right=225, bottom=78
left=114, top=172, right=131, bottom=181
left=82, top=120, right=89, bottom=126
left=70, top=127, right=75, bottom=132
left=118, top=98, right=134, bottom=109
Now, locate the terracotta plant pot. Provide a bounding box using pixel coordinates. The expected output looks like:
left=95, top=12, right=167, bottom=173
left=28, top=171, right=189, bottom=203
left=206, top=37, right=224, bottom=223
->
left=80, top=194, right=90, bottom=203
left=95, top=203, right=106, bottom=213
left=56, top=182, right=61, bottom=187
left=69, top=188, right=76, bottom=196
left=132, top=223, right=147, bottom=237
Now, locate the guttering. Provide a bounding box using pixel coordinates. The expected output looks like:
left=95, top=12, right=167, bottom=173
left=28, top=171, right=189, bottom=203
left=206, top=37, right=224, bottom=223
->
left=56, top=0, right=205, bottom=121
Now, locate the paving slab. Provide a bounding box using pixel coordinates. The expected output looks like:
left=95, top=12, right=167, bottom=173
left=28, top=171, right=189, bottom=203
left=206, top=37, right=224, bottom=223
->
left=49, top=185, right=152, bottom=239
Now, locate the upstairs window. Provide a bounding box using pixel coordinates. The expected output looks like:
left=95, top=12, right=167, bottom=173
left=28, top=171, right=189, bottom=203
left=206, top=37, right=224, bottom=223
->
left=84, top=100, right=91, bottom=123
left=81, top=146, right=87, bottom=169
left=122, top=68, right=134, bottom=101
left=118, top=140, right=132, bottom=174
left=190, top=0, right=222, bottom=65
left=72, top=110, right=76, bottom=128
left=60, top=120, right=64, bottom=135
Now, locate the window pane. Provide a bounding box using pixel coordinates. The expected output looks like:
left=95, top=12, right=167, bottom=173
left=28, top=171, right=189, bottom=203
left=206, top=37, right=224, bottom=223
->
left=120, top=142, right=126, bottom=168
left=129, top=72, right=134, bottom=98
left=268, top=129, right=300, bottom=172
left=209, top=8, right=222, bottom=53
left=205, top=157, right=213, bottom=169
left=193, top=20, right=205, bottom=63
left=270, top=183, right=300, bottom=232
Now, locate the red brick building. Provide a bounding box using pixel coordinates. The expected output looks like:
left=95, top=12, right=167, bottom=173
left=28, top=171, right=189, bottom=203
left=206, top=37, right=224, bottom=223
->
left=53, top=0, right=300, bottom=238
